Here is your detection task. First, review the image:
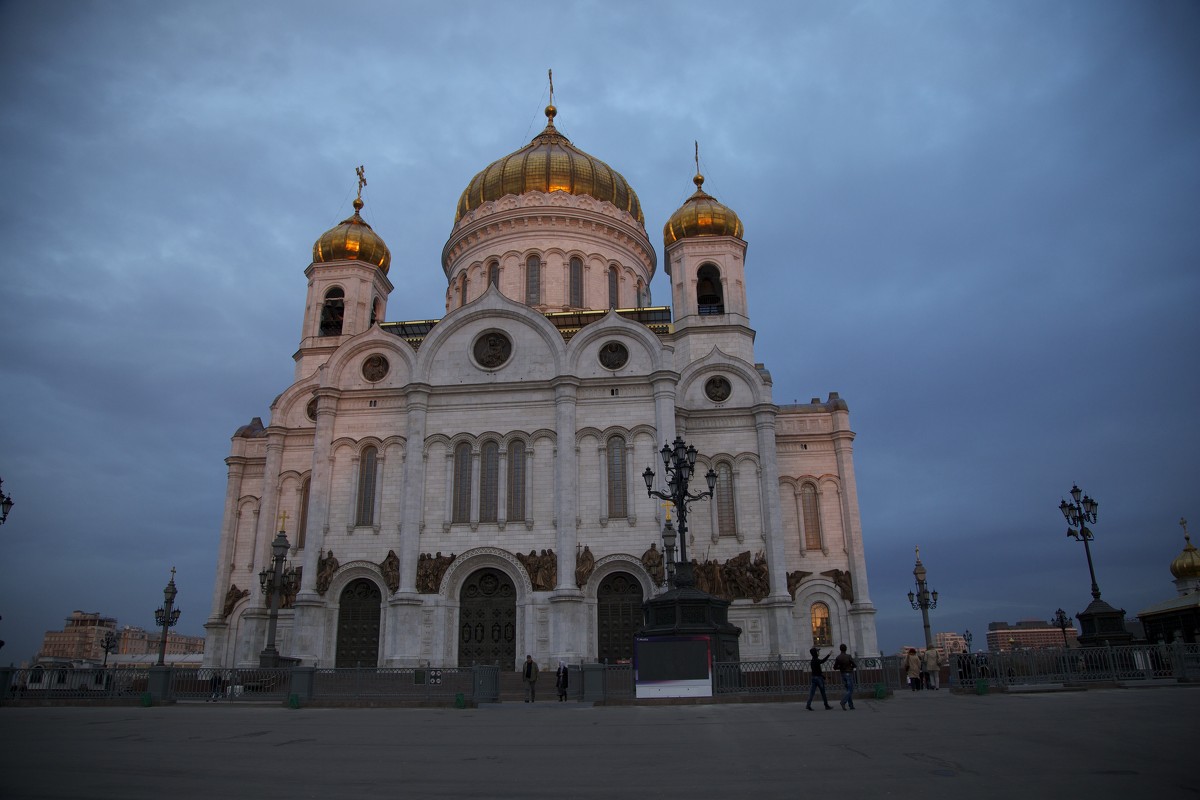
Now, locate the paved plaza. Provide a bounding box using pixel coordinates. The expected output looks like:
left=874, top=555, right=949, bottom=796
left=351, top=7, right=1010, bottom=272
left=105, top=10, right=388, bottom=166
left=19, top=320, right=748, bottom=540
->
left=0, top=687, right=1195, bottom=799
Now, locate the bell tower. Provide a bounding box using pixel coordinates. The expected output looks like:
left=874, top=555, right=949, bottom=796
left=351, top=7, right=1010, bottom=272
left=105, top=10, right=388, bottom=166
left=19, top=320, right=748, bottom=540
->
left=295, top=168, right=393, bottom=380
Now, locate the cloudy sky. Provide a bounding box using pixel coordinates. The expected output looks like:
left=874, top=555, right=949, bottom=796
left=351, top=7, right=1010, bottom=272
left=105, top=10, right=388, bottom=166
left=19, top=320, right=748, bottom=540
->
left=1, top=1, right=1197, bottom=663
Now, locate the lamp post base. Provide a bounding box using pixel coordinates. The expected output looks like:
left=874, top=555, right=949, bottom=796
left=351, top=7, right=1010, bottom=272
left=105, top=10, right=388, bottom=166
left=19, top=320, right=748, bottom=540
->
left=1075, top=598, right=1133, bottom=647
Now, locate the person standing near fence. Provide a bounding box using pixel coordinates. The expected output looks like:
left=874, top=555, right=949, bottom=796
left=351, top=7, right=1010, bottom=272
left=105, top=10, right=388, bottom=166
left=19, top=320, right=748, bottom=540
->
left=923, top=646, right=942, bottom=690
left=555, top=661, right=569, bottom=701
left=806, top=647, right=833, bottom=710
left=523, top=655, right=539, bottom=703
left=904, top=648, right=922, bottom=691
left=833, top=644, right=856, bottom=709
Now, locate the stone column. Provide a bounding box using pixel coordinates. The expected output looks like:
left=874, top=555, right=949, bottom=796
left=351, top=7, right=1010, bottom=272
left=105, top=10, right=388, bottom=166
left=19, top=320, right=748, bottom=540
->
left=754, top=404, right=801, bottom=658
left=553, top=379, right=580, bottom=590
left=398, top=385, right=430, bottom=594
left=292, top=386, right=339, bottom=664
left=831, top=401, right=878, bottom=656
left=252, top=427, right=288, bottom=602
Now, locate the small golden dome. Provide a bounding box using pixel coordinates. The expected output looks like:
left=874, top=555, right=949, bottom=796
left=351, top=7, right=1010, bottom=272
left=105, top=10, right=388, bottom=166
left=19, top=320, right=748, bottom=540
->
left=455, top=106, right=644, bottom=225
left=313, top=197, right=391, bottom=273
left=663, top=172, right=744, bottom=247
left=1171, top=521, right=1200, bottom=580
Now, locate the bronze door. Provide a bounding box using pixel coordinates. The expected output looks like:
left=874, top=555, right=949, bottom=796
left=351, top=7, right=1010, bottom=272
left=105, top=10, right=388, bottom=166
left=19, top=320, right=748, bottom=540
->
left=335, top=579, right=382, bottom=668
left=458, top=568, right=516, bottom=667
left=597, top=572, right=643, bottom=663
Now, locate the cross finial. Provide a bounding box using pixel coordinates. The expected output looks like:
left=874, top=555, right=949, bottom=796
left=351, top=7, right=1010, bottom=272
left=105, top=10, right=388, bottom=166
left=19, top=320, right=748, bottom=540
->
left=915, top=546, right=921, bottom=562
left=356, top=165, right=366, bottom=200
left=695, top=141, right=700, bottom=176
left=548, top=68, right=554, bottom=105
left=661, top=500, right=673, bottom=521
left=278, top=510, right=289, bottom=531
left=1183, top=517, right=1191, bottom=543
left=170, top=566, right=176, bottom=581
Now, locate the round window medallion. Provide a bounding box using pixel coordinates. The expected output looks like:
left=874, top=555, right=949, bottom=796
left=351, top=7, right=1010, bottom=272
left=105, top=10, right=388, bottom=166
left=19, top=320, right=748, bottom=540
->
left=705, top=376, right=732, bottom=403
left=598, top=341, right=629, bottom=370
left=306, top=398, right=318, bottom=421
left=473, top=331, right=512, bottom=369
left=362, top=354, right=389, bottom=382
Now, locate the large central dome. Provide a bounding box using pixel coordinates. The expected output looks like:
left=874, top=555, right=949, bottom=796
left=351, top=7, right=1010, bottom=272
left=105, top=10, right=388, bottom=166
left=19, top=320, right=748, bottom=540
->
left=455, top=105, right=644, bottom=225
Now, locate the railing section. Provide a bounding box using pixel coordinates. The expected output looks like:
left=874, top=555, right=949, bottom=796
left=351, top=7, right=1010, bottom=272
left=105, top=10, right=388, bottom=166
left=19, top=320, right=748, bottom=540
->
left=312, top=667, right=475, bottom=702
left=171, top=668, right=291, bottom=702
left=949, top=642, right=1200, bottom=689
left=4, top=667, right=148, bottom=701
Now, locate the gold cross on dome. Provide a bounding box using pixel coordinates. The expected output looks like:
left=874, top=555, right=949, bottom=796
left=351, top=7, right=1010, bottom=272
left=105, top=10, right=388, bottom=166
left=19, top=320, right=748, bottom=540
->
left=661, top=500, right=674, bottom=521
left=1182, top=517, right=1190, bottom=542
left=548, top=68, right=554, bottom=105
left=278, top=510, right=289, bottom=531
left=356, top=165, right=367, bottom=199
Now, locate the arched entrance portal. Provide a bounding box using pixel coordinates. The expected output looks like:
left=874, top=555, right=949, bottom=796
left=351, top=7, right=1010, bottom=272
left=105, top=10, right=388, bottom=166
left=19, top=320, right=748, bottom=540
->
left=335, top=579, right=382, bottom=668
left=458, top=568, right=517, bottom=667
left=597, top=571, right=643, bottom=663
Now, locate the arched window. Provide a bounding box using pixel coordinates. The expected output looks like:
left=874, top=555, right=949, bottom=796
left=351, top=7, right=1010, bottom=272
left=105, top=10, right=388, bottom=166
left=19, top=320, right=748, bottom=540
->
left=356, top=446, right=377, bottom=526
left=452, top=442, right=472, bottom=523
left=569, top=256, right=583, bottom=308
left=320, top=287, right=345, bottom=336
left=488, top=261, right=499, bottom=288
left=606, top=435, right=627, bottom=518
left=507, top=440, right=526, bottom=522
left=369, top=296, right=381, bottom=327
left=479, top=441, right=499, bottom=523
left=696, top=264, right=724, bottom=315
left=459, top=276, right=469, bottom=307
left=297, top=477, right=310, bottom=549
left=525, top=256, right=541, bottom=306
left=636, top=279, right=646, bottom=308
left=801, top=483, right=823, bottom=551
left=716, top=462, right=737, bottom=538
left=811, top=602, right=832, bottom=647
left=608, top=265, right=619, bottom=308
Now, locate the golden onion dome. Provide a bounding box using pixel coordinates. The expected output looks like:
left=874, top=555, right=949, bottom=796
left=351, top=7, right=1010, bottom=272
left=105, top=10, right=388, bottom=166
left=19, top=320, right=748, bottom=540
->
left=313, top=197, right=391, bottom=274
left=455, top=105, right=643, bottom=225
left=663, top=172, right=744, bottom=247
left=1171, top=523, right=1200, bottom=580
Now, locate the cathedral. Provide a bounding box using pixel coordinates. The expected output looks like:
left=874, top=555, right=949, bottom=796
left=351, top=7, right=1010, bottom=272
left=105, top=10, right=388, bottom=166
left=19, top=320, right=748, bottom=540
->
left=203, top=98, right=878, bottom=670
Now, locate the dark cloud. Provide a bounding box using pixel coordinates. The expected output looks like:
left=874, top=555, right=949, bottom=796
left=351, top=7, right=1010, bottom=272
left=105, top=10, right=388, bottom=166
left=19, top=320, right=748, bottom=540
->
left=1, top=0, right=1197, bottom=662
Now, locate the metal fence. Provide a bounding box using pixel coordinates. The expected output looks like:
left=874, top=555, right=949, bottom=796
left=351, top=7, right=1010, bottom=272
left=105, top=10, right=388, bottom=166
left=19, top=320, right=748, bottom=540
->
left=312, top=667, right=476, bottom=703
left=711, top=655, right=902, bottom=697
left=948, top=642, right=1200, bottom=690
left=4, top=667, right=148, bottom=701
left=171, top=668, right=291, bottom=702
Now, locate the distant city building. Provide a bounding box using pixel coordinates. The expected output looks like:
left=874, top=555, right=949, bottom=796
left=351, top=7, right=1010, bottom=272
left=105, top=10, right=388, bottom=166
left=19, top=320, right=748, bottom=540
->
left=934, top=631, right=968, bottom=654
left=36, top=612, right=203, bottom=665
left=987, top=619, right=1078, bottom=652
left=1137, top=519, right=1200, bottom=644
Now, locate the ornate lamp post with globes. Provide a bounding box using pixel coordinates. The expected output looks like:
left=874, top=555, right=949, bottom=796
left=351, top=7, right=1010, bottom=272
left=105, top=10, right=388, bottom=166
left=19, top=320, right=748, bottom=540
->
left=1052, top=608, right=1073, bottom=649
left=259, top=528, right=300, bottom=668
left=907, top=547, right=938, bottom=650
left=154, top=568, right=181, bottom=667
left=0, top=476, right=14, bottom=525
left=642, top=437, right=717, bottom=589
left=1058, top=484, right=1131, bottom=646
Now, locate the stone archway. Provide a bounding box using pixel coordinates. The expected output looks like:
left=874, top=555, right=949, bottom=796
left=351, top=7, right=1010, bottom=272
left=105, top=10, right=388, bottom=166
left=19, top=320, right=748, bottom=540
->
left=458, top=568, right=517, bottom=667
left=335, top=578, right=382, bottom=668
left=596, top=571, right=643, bottom=664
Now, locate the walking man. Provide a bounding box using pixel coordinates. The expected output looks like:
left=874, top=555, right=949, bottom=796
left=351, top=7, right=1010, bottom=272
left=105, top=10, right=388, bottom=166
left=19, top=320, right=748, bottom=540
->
left=523, top=654, right=539, bottom=703
left=923, top=645, right=942, bottom=690
left=833, top=644, right=856, bottom=710
left=805, top=647, right=833, bottom=710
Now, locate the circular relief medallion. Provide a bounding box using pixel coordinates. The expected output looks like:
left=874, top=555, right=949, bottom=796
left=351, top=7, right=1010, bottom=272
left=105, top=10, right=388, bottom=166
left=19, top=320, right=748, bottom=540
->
left=362, top=354, right=389, bottom=382
left=598, top=341, right=629, bottom=370
left=473, top=331, right=512, bottom=369
left=305, top=398, right=318, bottom=422
left=705, top=376, right=732, bottom=403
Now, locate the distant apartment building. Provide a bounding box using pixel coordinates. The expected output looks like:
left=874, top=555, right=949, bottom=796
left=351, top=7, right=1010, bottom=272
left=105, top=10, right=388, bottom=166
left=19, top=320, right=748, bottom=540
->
left=987, top=619, right=1078, bottom=652
left=37, top=611, right=118, bottom=661
left=934, top=631, right=969, bottom=654
left=37, top=612, right=204, bottom=664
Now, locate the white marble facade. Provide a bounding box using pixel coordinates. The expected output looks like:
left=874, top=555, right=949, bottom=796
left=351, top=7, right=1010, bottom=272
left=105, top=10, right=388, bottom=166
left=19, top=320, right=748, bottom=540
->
left=203, top=109, right=878, bottom=670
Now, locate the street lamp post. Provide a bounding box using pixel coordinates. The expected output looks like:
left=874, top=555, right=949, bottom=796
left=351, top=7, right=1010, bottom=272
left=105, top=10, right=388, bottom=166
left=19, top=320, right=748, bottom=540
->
left=0, top=476, right=14, bottom=525
left=258, top=529, right=300, bottom=668
left=907, top=547, right=938, bottom=649
left=1053, top=608, right=1072, bottom=649
left=153, top=568, right=181, bottom=667
left=642, top=437, right=717, bottom=589
left=101, top=630, right=119, bottom=668
left=963, top=629, right=973, bottom=653
left=1059, top=484, right=1102, bottom=600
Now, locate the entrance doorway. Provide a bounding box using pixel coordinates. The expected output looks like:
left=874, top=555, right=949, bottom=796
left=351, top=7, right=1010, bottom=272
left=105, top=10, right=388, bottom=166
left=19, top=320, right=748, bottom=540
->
left=458, top=568, right=517, bottom=667
left=597, top=571, right=643, bottom=663
left=335, top=579, right=382, bottom=668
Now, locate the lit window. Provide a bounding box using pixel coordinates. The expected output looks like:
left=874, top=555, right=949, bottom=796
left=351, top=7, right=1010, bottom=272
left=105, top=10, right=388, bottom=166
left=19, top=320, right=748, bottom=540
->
left=811, top=602, right=831, bottom=647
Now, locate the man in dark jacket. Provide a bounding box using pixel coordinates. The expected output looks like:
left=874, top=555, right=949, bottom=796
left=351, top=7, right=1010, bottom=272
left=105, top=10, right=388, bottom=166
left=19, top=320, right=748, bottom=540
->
left=833, top=643, right=856, bottom=710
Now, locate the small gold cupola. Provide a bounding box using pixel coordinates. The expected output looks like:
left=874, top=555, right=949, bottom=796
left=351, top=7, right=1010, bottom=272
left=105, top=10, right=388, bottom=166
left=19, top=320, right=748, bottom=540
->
left=663, top=143, right=744, bottom=247
left=1171, top=518, right=1200, bottom=581
left=313, top=167, right=391, bottom=272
